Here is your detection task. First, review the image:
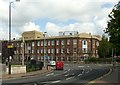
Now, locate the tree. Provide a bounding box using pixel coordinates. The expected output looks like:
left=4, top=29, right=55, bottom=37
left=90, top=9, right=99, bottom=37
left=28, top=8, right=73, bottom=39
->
left=105, top=1, right=120, bottom=56
left=97, top=35, right=113, bottom=58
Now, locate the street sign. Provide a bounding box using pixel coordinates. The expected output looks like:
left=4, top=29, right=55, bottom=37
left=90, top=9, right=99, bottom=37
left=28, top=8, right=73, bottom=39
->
left=7, top=45, right=13, bottom=48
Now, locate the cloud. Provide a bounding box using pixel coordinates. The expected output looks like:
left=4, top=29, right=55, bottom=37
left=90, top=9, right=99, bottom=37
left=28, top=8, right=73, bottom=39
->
left=15, top=22, right=41, bottom=36
left=0, top=0, right=119, bottom=40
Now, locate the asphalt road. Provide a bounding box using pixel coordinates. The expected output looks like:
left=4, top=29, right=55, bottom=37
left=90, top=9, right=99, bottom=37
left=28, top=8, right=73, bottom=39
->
left=2, top=64, right=110, bottom=85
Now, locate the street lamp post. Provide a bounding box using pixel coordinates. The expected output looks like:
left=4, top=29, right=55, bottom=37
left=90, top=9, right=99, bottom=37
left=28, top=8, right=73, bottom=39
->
left=43, top=32, right=47, bottom=68
left=8, top=0, right=20, bottom=75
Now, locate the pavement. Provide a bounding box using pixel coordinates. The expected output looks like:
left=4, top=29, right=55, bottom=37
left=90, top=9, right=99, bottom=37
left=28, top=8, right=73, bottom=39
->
left=2, top=68, right=53, bottom=80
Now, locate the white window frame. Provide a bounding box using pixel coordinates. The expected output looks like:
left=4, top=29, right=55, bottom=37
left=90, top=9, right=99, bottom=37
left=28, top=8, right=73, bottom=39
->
left=32, top=42, right=34, bottom=46
left=41, top=41, right=43, bottom=46
left=73, top=39, right=77, bottom=44
left=51, top=49, right=54, bottom=53
left=67, top=39, right=70, bottom=45
left=48, top=49, right=50, bottom=53
left=67, top=48, right=70, bottom=53
left=52, top=40, right=54, bottom=46
left=61, top=40, right=64, bottom=45
left=48, top=41, right=50, bottom=46
left=41, top=49, right=43, bottom=53
left=56, top=40, right=59, bottom=45
left=56, top=48, right=59, bottom=53
left=37, top=49, right=39, bottom=53
left=37, top=41, right=40, bottom=46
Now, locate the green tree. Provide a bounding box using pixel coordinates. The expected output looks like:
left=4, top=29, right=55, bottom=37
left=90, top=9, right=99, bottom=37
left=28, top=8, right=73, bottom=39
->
left=105, top=1, right=120, bottom=55
left=97, top=35, right=113, bottom=58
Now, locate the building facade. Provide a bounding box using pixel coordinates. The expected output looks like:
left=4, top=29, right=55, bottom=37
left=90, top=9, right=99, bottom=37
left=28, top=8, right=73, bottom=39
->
left=2, top=31, right=101, bottom=64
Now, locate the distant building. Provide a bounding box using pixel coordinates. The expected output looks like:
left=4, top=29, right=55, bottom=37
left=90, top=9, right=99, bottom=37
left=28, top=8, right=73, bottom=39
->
left=2, top=30, right=101, bottom=64
left=22, top=30, right=43, bottom=40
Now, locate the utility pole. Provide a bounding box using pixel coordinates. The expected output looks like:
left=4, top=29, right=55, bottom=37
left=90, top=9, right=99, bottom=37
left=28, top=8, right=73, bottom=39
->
left=43, top=32, right=47, bottom=68
left=8, top=0, right=20, bottom=75
left=22, top=37, right=25, bottom=66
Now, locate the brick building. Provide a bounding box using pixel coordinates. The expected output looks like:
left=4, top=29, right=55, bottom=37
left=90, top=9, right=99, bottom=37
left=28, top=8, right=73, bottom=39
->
left=2, top=31, right=101, bottom=64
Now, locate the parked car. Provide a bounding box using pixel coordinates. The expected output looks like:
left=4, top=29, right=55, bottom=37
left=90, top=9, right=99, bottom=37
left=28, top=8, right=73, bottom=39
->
left=56, top=61, right=64, bottom=70
left=48, top=60, right=56, bottom=66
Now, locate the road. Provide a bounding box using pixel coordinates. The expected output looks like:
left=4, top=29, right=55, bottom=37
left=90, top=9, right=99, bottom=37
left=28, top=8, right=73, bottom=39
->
left=2, top=64, right=110, bottom=85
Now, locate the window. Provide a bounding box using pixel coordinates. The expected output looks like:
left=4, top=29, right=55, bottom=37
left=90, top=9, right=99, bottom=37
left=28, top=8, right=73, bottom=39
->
left=41, top=49, right=43, bottom=53
left=28, top=50, right=31, bottom=54
left=51, top=49, right=54, bottom=53
left=67, top=48, right=70, bottom=53
left=68, top=56, right=71, bottom=61
left=32, top=42, right=34, bottom=46
left=48, top=49, right=50, bottom=53
left=83, top=41, right=86, bottom=45
left=82, top=48, right=87, bottom=53
left=62, top=57, right=65, bottom=61
left=61, top=40, right=64, bottom=45
left=45, top=41, right=47, bottom=46
left=32, top=49, right=34, bottom=54
left=17, top=43, right=19, bottom=47
left=73, top=39, right=77, bottom=44
left=37, top=41, right=40, bottom=46
left=56, top=48, right=59, bottom=53
left=37, top=49, right=39, bottom=53
left=20, top=49, right=22, bottom=54
left=96, top=41, right=99, bottom=46
left=74, top=48, right=77, bottom=53
left=61, top=48, right=64, bottom=53
left=67, top=39, right=70, bottom=45
left=41, top=41, right=43, bottom=46
left=48, top=41, right=50, bottom=46
left=52, top=40, right=54, bottom=46
left=21, top=43, right=23, bottom=47
left=82, top=40, right=88, bottom=48
left=56, top=40, right=59, bottom=45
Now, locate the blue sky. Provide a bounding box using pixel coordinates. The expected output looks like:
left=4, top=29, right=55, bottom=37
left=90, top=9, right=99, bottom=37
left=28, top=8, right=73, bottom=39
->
left=0, top=0, right=119, bottom=40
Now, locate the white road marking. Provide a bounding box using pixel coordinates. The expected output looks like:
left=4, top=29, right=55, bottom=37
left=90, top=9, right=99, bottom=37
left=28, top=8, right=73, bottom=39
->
left=78, top=74, right=82, bottom=76
left=87, top=66, right=90, bottom=67
left=51, top=80, right=61, bottom=83
left=86, top=71, right=89, bottom=73
left=64, top=71, right=68, bottom=73
left=68, top=69, right=70, bottom=71
left=42, top=80, right=61, bottom=84
left=82, top=70, right=84, bottom=74
left=66, top=77, right=74, bottom=80
left=65, top=74, right=69, bottom=76
left=46, top=73, right=54, bottom=76
left=72, top=73, right=75, bottom=75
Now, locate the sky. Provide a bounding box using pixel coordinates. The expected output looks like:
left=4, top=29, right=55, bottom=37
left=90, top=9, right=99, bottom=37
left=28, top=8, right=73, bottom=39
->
left=0, top=0, right=119, bottom=40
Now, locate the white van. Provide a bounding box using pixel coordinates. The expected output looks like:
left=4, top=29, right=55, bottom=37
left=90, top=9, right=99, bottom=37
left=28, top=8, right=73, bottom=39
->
left=48, top=61, right=56, bottom=66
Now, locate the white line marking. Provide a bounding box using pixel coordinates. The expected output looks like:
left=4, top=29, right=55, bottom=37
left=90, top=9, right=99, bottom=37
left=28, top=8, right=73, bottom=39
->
left=68, top=69, right=70, bottom=71
left=82, top=70, right=84, bottom=74
left=51, top=80, right=61, bottom=83
left=46, top=73, right=54, bottom=76
left=78, top=74, right=82, bottom=76
left=64, top=71, right=68, bottom=73
left=66, top=77, right=73, bottom=80
left=86, top=71, right=89, bottom=73
left=65, top=74, right=69, bottom=76
left=42, top=80, right=61, bottom=84
left=72, top=73, right=75, bottom=75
